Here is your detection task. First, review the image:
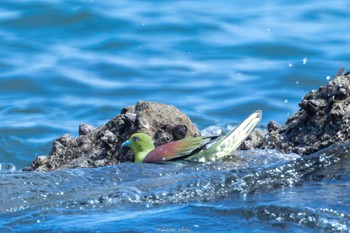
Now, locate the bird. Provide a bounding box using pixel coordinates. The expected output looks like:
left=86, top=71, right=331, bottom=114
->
left=122, top=110, right=262, bottom=163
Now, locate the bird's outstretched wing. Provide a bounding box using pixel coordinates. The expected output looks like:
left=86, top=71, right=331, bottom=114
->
left=143, top=136, right=216, bottom=163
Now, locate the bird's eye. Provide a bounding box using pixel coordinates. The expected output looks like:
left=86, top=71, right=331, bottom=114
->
left=133, top=136, right=138, bottom=142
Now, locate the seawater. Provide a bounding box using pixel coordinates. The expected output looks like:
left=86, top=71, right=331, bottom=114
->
left=1, top=0, right=350, bottom=232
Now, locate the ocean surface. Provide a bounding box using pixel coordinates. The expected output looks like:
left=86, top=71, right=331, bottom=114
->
left=1, top=0, right=350, bottom=232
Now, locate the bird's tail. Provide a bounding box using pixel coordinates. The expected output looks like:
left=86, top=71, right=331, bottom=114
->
left=187, top=110, right=262, bottom=162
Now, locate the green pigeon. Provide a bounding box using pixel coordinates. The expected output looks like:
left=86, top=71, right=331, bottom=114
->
left=122, top=110, right=262, bottom=163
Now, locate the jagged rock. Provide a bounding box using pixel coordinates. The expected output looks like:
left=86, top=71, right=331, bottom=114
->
left=264, top=68, right=350, bottom=155
left=79, top=123, right=97, bottom=135
left=28, top=101, right=200, bottom=171
left=240, top=129, right=266, bottom=150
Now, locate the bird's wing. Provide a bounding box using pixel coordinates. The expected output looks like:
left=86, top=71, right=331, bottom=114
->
left=143, top=136, right=215, bottom=163
left=187, top=110, right=262, bottom=162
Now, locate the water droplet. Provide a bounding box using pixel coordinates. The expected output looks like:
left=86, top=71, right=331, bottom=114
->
left=302, top=57, right=307, bottom=64
left=326, top=75, right=331, bottom=80
left=284, top=99, right=288, bottom=104
left=296, top=81, right=299, bottom=85
left=288, top=63, right=293, bottom=67
left=267, top=28, right=271, bottom=32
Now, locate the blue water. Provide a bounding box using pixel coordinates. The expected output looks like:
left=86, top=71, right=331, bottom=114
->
left=1, top=0, right=350, bottom=232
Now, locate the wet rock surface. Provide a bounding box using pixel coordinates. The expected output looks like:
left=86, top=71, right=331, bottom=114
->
left=28, top=101, right=200, bottom=171
left=239, top=129, right=266, bottom=150
left=264, top=68, right=350, bottom=155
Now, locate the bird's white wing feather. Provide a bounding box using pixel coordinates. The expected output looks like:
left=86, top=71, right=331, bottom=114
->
left=188, top=110, right=262, bottom=162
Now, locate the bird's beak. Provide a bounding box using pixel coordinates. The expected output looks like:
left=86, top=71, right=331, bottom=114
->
left=121, top=140, right=131, bottom=148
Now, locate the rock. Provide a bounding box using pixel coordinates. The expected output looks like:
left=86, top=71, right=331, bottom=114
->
left=263, top=68, right=350, bottom=155
left=267, top=121, right=280, bottom=132
left=239, top=129, right=266, bottom=150
left=79, top=123, right=97, bottom=135
left=28, top=101, right=200, bottom=171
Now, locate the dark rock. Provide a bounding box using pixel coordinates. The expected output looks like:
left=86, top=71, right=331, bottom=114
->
left=267, top=121, right=280, bottom=132
left=299, top=99, right=320, bottom=115
left=335, top=86, right=349, bottom=100
left=263, top=68, right=350, bottom=155
left=29, top=101, right=200, bottom=171
left=239, top=129, right=266, bottom=150
left=79, top=123, right=97, bottom=135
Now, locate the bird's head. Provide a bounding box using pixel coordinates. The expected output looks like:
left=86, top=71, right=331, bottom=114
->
left=122, top=133, right=155, bottom=162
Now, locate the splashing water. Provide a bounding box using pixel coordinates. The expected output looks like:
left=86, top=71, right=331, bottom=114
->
left=1, top=144, right=349, bottom=232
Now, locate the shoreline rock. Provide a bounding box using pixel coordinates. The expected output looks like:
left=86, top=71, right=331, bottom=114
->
left=27, top=101, right=200, bottom=172
left=263, top=68, right=350, bottom=155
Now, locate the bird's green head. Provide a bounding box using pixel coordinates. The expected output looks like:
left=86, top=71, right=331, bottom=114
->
left=122, top=133, right=155, bottom=162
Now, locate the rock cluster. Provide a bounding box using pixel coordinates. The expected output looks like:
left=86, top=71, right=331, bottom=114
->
left=28, top=101, right=200, bottom=171
left=264, top=68, right=350, bottom=155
